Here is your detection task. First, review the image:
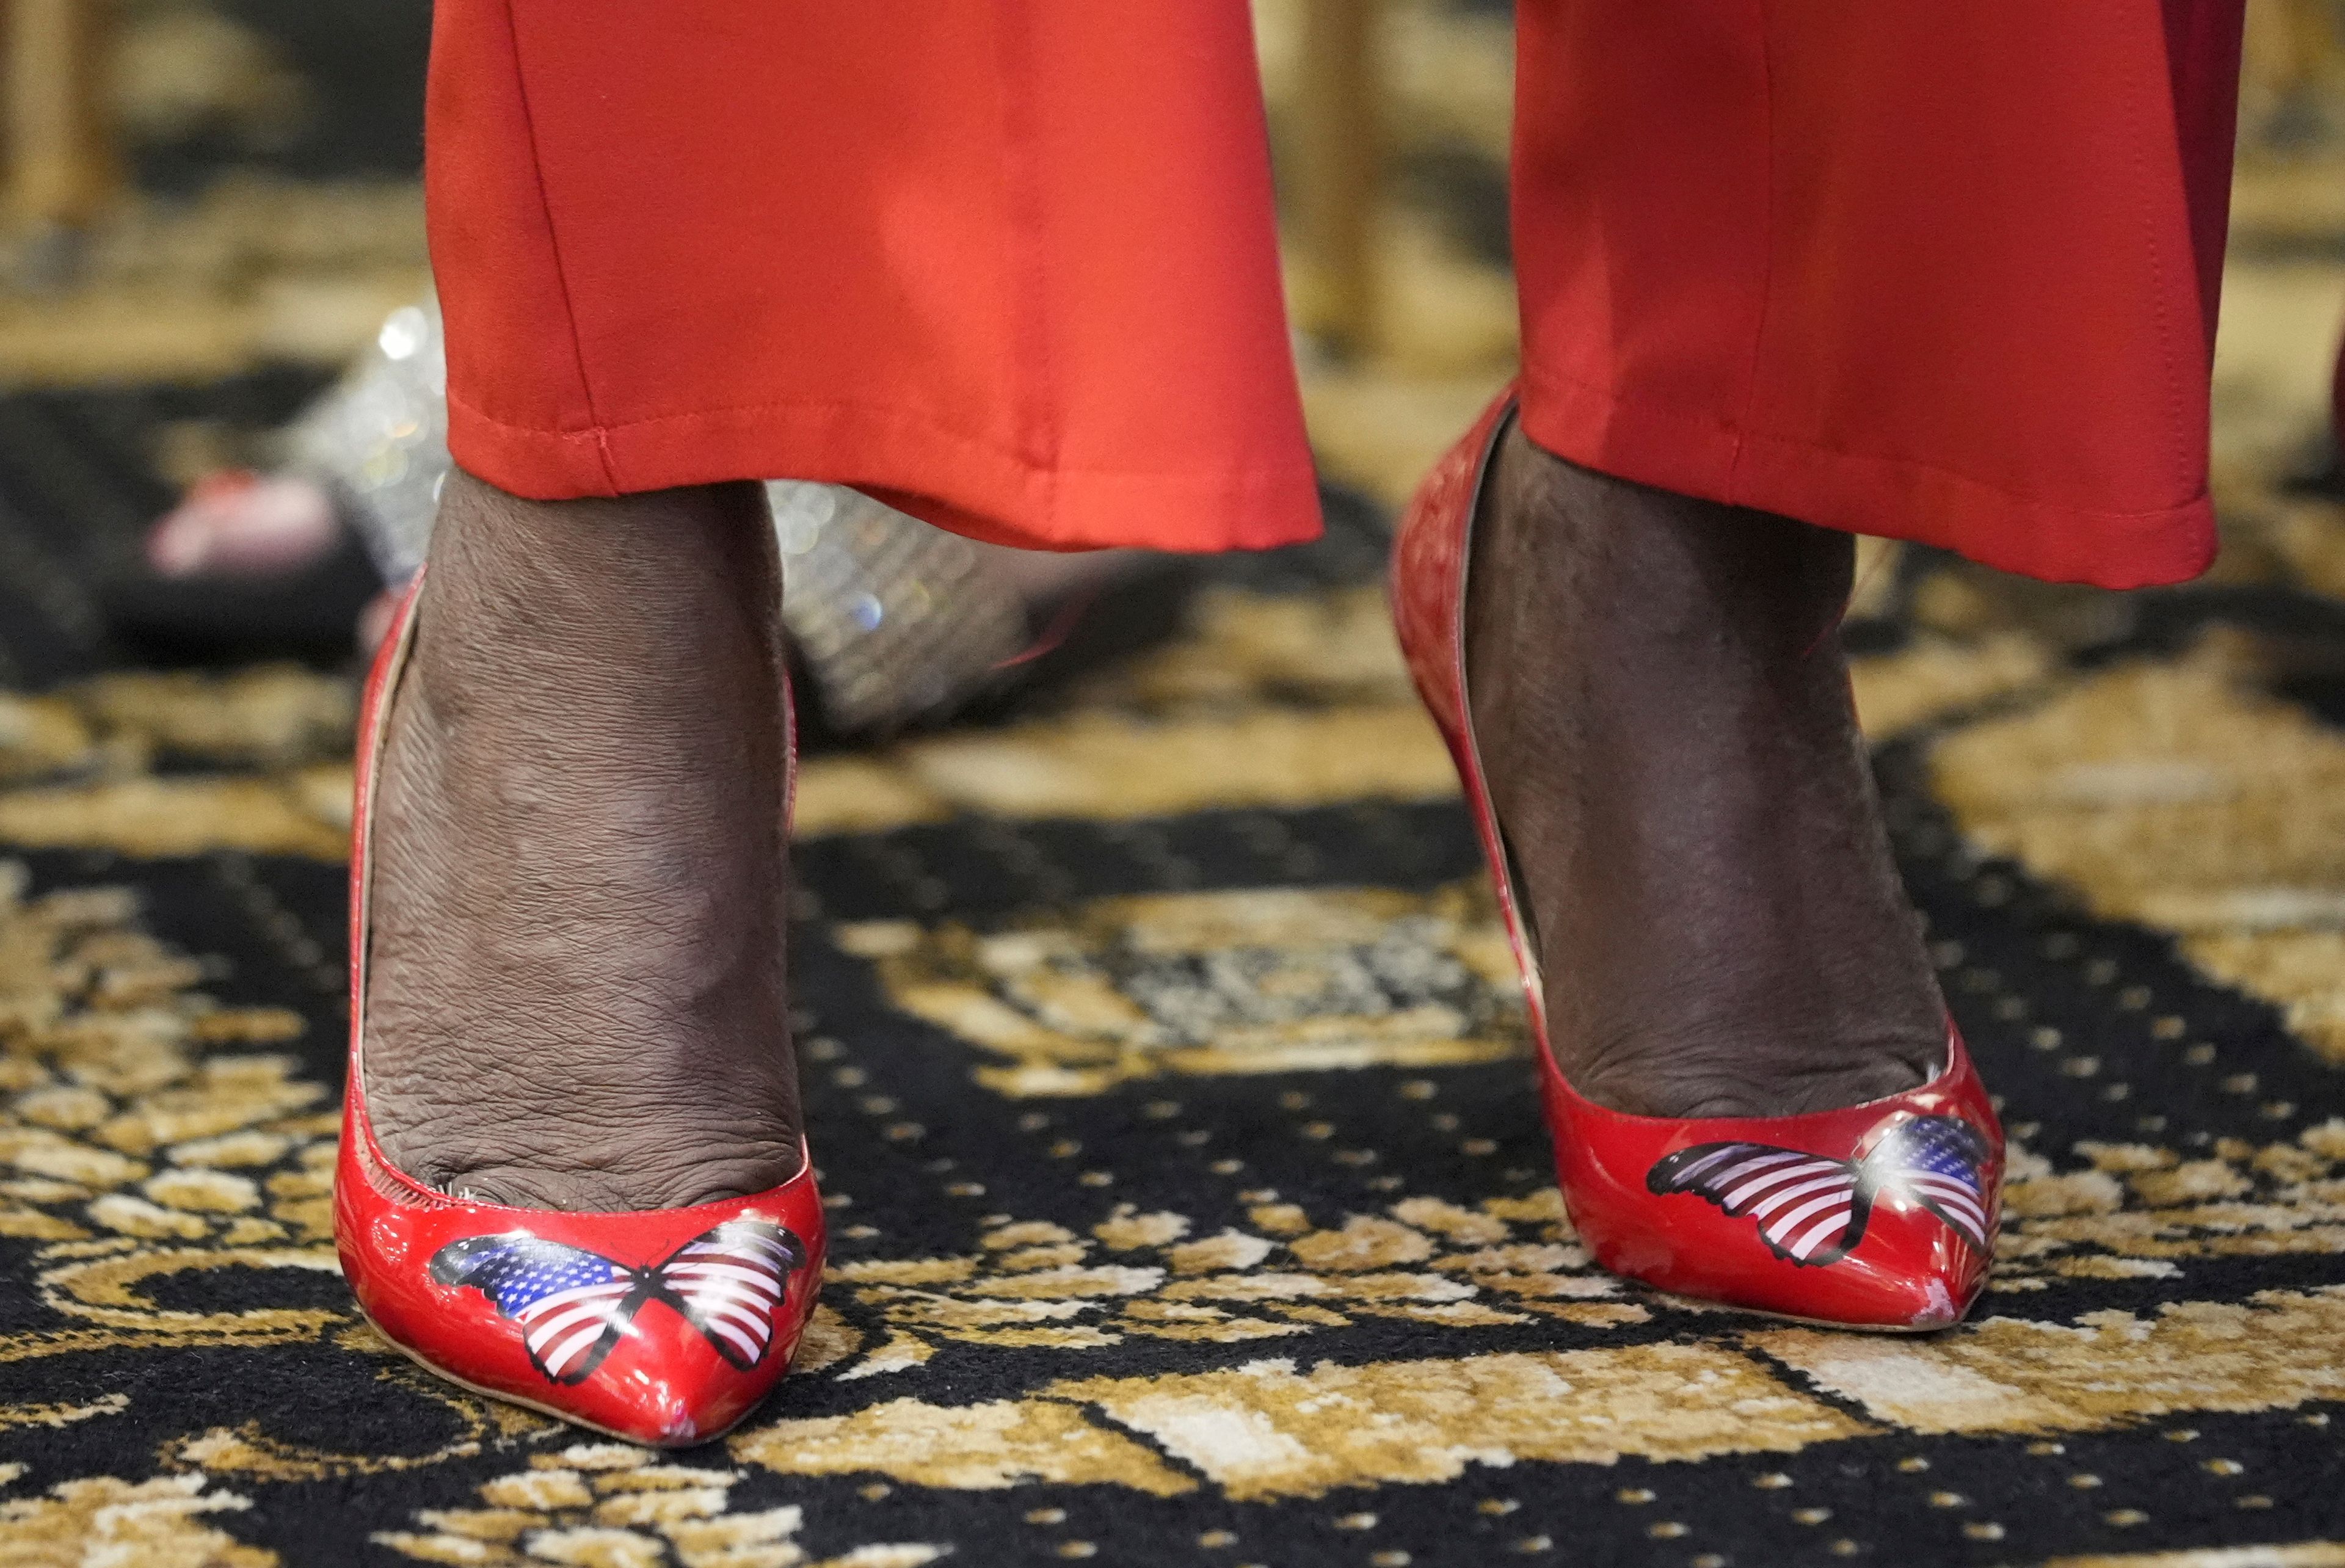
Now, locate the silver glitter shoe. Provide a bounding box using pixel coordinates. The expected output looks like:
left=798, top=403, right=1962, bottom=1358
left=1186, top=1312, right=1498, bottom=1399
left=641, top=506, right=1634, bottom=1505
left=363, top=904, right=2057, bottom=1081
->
left=289, top=296, right=1034, bottom=734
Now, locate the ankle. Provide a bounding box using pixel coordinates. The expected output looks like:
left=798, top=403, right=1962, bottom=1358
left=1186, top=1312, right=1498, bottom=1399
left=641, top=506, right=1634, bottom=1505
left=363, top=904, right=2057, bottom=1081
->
left=1478, top=425, right=1854, bottom=661
left=404, top=475, right=787, bottom=766
left=417, top=473, right=780, bottom=686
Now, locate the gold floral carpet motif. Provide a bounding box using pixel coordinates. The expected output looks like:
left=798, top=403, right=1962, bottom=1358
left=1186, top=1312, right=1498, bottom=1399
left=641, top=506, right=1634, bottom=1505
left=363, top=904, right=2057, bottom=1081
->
left=0, top=382, right=2340, bottom=1566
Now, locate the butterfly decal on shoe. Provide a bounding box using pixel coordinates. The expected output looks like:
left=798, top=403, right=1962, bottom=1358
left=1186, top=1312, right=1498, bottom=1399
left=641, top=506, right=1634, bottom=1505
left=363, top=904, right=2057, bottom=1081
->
left=1646, top=1114, right=1992, bottom=1266
left=429, top=1219, right=806, bottom=1385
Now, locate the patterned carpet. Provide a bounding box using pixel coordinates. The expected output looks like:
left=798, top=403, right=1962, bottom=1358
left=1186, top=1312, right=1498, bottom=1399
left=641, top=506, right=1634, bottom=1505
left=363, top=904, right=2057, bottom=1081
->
left=2, top=1, right=2345, bottom=1559
left=0, top=376, right=2340, bottom=1566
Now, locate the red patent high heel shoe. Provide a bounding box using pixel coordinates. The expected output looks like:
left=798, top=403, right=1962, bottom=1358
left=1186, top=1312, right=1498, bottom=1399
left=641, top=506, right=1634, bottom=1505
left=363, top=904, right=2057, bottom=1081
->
left=1390, top=389, right=2002, bottom=1329
left=333, top=577, right=826, bottom=1443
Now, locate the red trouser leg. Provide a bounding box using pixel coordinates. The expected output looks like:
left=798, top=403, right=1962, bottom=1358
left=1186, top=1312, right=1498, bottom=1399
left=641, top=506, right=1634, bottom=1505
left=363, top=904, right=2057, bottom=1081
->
left=427, top=2, right=2243, bottom=585
left=424, top=0, right=1322, bottom=553
left=1512, top=0, right=2245, bottom=589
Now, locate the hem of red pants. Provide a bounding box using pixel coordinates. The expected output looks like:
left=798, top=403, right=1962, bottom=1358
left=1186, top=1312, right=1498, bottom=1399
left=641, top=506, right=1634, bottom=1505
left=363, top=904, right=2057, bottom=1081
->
left=446, top=390, right=1326, bottom=555
left=1519, top=368, right=2217, bottom=590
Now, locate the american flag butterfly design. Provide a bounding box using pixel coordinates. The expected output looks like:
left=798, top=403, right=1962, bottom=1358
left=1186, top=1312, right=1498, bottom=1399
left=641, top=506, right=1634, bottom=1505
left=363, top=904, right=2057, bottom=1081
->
left=428, top=1219, right=805, bottom=1385
left=1645, top=1115, right=1992, bottom=1267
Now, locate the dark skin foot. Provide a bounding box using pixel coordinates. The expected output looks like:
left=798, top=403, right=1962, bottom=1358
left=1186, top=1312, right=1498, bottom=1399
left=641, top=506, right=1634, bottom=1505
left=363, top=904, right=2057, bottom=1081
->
left=363, top=471, right=801, bottom=1211
left=1466, top=420, right=1946, bottom=1119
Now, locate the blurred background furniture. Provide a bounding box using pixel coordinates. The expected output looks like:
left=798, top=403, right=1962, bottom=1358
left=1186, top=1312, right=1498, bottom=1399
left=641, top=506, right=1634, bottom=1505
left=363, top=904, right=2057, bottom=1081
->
left=4, top=0, right=121, bottom=284
left=1293, top=0, right=1384, bottom=357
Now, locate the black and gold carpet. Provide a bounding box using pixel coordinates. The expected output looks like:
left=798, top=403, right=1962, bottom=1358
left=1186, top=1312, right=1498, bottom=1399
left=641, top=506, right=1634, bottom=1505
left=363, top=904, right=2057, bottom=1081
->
left=0, top=380, right=2340, bottom=1567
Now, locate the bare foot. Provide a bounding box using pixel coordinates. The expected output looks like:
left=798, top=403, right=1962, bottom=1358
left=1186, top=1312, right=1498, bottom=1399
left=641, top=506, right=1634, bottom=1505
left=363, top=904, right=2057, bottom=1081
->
left=1464, top=420, right=1946, bottom=1119
left=362, top=471, right=801, bottom=1211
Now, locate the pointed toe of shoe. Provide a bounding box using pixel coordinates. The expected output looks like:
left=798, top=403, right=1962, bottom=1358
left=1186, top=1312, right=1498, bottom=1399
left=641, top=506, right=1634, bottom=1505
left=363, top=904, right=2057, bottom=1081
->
left=335, top=1127, right=827, bottom=1445
left=1545, top=1037, right=2004, bottom=1332
left=488, top=1315, right=787, bottom=1448
left=371, top=1305, right=794, bottom=1448
left=1575, top=1183, right=1994, bottom=1332
left=1748, top=1217, right=1991, bottom=1332
left=1864, top=1221, right=1993, bottom=1331
left=1892, top=1270, right=1982, bottom=1334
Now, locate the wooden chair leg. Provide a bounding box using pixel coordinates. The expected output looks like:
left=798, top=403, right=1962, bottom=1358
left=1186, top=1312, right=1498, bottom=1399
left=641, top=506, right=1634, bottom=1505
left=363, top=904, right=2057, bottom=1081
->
left=5, top=0, right=121, bottom=268
left=1294, top=0, right=1383, bottom=358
